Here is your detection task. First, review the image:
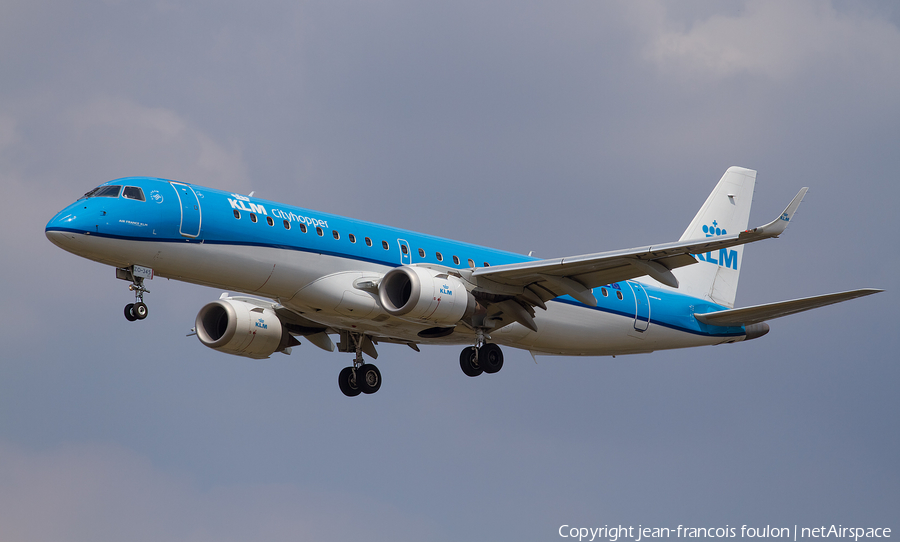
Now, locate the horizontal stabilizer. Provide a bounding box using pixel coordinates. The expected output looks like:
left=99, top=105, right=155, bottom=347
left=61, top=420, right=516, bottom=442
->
left=694, top=288, right=883, bottom=326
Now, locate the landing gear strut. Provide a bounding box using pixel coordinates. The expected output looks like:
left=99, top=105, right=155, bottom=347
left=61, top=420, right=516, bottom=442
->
left=338, top=332, right=382, bottom=397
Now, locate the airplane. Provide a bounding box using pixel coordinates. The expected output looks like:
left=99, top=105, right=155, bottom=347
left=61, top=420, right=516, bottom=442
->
left=45, top=167, right=881, bottom=396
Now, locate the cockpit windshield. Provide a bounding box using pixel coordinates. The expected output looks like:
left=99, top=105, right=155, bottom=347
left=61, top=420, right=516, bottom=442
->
left=122, top=186, right=145, bottom=201
left=82, top=185, right=122, bottom=199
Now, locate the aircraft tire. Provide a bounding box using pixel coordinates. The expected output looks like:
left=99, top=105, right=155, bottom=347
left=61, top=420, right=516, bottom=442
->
left=358, top=364, right=382, bottom=394
left=480, top=343, right=504, bottom=374
left=338, top=367, right=361, bottom=397
left=133, top=302, right=149, bottom=320
left=124, top=303, right=137, bottom=322
left=459, top=346, right=483, bottom=377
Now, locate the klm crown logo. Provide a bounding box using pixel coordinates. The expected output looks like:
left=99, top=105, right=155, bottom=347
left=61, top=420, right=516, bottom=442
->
left=696, top=219, right=738, bottom=270
left=255, top=318, right=268, bottom=330
left=702, top=220, right=727, bottom=237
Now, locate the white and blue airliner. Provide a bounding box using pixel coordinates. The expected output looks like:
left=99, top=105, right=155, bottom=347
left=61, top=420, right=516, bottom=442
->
left=45, top=167, right=881, bottom=396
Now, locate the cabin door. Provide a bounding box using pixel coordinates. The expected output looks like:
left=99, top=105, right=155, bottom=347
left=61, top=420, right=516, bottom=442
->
left=629, top=281, right=651, bottom=332
left=171, top=182, right=201, bottom=238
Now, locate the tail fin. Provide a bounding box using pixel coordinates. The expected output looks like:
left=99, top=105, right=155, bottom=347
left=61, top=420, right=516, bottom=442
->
left=673, top=167, right=757, bottom=308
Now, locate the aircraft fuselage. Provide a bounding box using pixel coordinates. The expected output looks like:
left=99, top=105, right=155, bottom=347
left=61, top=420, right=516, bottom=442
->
left=46, top=176, right=745, bottom=358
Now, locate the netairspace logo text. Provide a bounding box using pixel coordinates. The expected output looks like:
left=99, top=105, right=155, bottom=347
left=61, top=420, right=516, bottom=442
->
left=558, top=525, right=891, bottom=542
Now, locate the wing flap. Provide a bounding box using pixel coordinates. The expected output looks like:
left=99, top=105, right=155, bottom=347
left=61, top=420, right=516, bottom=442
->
left=694, top=289, right=883, bottom=326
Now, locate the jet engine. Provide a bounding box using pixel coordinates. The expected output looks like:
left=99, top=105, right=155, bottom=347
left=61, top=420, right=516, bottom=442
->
left=194, top=298, right=292, bottom=359
left=378, top=266, right=476, bottom=326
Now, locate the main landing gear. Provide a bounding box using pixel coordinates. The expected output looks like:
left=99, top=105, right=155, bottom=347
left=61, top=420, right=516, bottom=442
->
left=459, top=329, right=504, bottom=377
left=338, top=333, right=382, bottom=397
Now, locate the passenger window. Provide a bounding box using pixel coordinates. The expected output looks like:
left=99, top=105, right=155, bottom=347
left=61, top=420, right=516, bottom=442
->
left=266, top=216, right=274, bottom=226
left=436, top=252, right=443, bottom=262
left=601, top=288, right=608, bottom=297
left=333, top=230, right=340, bottom=240
left=418, top=248, right=425, bottom=257
left=484, top=262, right=490, bottom=267
left=467, top=259, right=474, bottom=268
left=365, top=237, right=372, bottom=247
left=250, top=213, right=258, bottom=223
left=401, top=245, right=408, bottom=255
left=382, top=240, right=389, bottom=250
left=233, top=210, right=241, bottom=219
left=452, top=255, right=460, bottom=265
left=283, top=220, right=290, bottom=230
left=616, top=291, right=623, bottom=300
left=349, top=234, right=356, bottom=243
left=316, top=227, right=324, bottom=236
left=123, top=186, right=145, bottom=201
left=299, top=224, right=307, bottom=233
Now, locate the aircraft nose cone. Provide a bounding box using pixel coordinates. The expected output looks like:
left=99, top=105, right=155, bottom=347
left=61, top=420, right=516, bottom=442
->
left=45, top=228, right=73, bottom=249
left=46, top=206, right=87, bottom=251
left=46, top=208, right=79, bottom=230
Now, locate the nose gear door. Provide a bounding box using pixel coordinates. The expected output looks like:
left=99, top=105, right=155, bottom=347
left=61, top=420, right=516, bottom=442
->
left=170, top=182, right=201, bottom=238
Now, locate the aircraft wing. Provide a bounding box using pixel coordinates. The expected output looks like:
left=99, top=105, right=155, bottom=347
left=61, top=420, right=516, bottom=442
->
left=693, top=288, right=883, bottom=326
left=468, top=187, right=809, bottom=306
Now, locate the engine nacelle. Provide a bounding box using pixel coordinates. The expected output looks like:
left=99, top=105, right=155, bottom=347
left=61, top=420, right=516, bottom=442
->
left=195, top=299, right=287, bottom=359
left=378, top=266, right=476, bottom=326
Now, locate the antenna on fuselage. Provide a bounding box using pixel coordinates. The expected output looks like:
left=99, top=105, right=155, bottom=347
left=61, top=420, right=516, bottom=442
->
left=248, top=191, right=255, bottom=198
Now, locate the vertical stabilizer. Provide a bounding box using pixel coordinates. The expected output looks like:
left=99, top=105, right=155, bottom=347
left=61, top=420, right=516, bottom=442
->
left=672, top=167, right=757, bottom=308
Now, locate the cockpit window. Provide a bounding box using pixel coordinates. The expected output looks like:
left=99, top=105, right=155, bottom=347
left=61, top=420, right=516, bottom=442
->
left=122, top=186, right=145, bottom=201
left=82, top=185, right=122, bottom=199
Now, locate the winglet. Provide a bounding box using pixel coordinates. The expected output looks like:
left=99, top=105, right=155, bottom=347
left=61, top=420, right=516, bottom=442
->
left=748, top=187, right=808, bottom=237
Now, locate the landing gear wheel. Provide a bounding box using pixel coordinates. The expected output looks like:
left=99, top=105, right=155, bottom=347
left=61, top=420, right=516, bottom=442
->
left=124, top=303, right=137, bottom=322
left=459, top=346, right=483, bottom=377
left=338, top=367, right=361, bottom=397
left=132, top=302, right=148, bottom=320
left=358, top=363, right=382, bottom=394
left=480, top=343, right=504, bottom=374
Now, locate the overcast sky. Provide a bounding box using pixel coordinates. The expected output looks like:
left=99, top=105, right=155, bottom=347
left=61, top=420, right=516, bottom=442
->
left=1, top=1, right=897, bottom=540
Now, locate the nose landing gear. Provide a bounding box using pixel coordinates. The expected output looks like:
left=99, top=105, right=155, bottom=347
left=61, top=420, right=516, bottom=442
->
left=124, top=283, right=149, bottom=321
left=118, top=266, right=151, bottom=322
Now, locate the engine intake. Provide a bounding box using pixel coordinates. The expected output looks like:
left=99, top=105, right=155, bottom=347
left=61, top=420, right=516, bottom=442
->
left=378, top=266, right=475, bottom=326
left=195, top=299, right=289, bottom=359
